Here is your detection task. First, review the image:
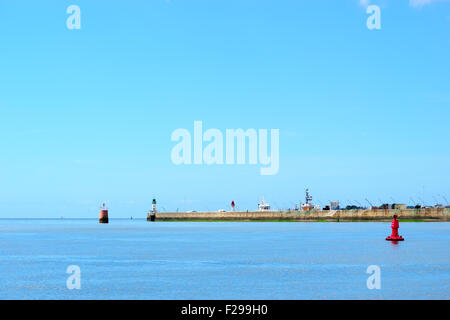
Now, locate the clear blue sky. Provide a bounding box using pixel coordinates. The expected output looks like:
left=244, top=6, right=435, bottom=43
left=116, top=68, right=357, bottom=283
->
left=0, top=0, right=449, bottom=217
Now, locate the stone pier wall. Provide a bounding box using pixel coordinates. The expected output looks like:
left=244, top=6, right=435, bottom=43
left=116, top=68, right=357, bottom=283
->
left=155, top=208, right=450, bottom=221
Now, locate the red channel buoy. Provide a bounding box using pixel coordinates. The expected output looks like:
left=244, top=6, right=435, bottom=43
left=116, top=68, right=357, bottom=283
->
left=386, top=215, right=404, bottom=241
left=99, top=202, right=109, bottom=224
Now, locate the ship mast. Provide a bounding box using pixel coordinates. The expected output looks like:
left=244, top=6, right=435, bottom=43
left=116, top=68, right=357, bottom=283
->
left=305, top=189, right=312, bottom=204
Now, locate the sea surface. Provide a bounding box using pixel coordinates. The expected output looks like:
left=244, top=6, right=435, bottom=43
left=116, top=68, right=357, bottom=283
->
left=0, top=219, right=449, bottom=300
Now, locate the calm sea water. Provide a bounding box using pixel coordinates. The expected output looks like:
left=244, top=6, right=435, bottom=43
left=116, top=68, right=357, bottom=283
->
left=0, top=219, right=449, bottom=300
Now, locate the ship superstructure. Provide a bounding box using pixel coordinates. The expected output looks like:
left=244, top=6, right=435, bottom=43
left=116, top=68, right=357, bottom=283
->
left=301, top=189, right=314, bottom=211
left=258, top=197, right=271, bottom=211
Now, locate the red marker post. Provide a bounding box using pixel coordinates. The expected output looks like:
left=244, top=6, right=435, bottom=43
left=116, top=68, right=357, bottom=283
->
left=386, top=215, right=404, bottom=241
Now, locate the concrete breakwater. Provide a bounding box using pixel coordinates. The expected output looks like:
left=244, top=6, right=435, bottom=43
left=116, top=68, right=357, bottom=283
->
left=154, top=208, right=450, bottom=221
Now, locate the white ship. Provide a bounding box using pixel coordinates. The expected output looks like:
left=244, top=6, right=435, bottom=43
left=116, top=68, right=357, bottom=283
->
left=301, top=189, right=314, bottom=211
left=258, top=197, right=271, bottom=211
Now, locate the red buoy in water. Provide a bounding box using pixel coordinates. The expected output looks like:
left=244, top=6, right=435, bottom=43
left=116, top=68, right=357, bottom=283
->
left=386, top=215, right=404, bottom=241
left=99, top=202, right=109, bottom=224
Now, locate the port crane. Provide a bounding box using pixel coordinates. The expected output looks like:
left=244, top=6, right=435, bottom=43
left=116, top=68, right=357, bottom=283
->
left=439, top=194, right=449, bottom=206
left=416, top=196, right=424, bottom=206
left=354, top=200, right=363, bottom=208
left=432, top=196, right=440, bottom=206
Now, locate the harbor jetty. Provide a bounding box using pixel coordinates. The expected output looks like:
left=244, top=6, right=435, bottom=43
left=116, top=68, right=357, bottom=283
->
left=152, top=208, right=450, bottom=222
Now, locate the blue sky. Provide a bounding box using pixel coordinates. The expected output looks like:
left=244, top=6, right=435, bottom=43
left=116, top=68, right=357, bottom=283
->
left=0, top=0, right=449, bottom=217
